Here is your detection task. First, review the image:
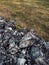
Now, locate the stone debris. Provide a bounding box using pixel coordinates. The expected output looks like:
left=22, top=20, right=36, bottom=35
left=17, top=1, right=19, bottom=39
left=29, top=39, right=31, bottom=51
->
left=0, top=17, right=49, bottom=65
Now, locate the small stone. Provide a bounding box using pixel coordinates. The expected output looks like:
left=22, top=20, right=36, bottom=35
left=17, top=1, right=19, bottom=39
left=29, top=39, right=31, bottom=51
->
left=17, top=58, right=26, bottom=65
left=9, top=37, right=15, bottom=45
left=0, top=22, right=5, bottom=29
left=4, top=32, right=12, bottom=40
left=22, top=49, right=26, bottom=54
left=0, top=17, right=5, bottom=23
left=0, top=29, right=4, bottom=33
left=9, top=40, right=19, bottom=54
left=13, top=30, right=17, bottom=35
left=44, top=42, right=49, bottom=51
left=6, top=27, right=12, bottom=31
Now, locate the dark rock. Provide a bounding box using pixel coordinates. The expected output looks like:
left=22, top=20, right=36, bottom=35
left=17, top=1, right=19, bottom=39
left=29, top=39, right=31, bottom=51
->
left=0, top=29, right=4, bottom=33
left=7, top=21, right=16, bottom=30
left=0, top=22, right=5, bottom=29
left=0, top=17, right=4, bottom=20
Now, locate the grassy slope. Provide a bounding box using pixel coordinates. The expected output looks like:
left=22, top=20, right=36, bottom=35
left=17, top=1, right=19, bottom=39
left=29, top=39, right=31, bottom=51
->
left=0, top=0, right=49, bottom=41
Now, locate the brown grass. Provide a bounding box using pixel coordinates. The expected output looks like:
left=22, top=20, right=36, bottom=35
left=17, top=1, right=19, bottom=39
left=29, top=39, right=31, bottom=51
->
left=0, top=0, right=49, bottom=41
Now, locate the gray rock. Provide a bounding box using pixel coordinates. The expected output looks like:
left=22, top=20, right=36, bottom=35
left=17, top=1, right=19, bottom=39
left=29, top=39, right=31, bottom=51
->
left=0, top=63, right=2, bottom=65
left=44, top=42, right=49, bottom=51
left=7, top=21, right=16, bottom=30
left=0, top=17, right=49, bottom=65
left=17, top=58, right=26, bottom=65
left=0, top=17, right=5, bottom=22
left=19, top=31, right=39, bottom=48
left=9, top=37, right=15, bottom=44
left=4, top=32, right=12, bottom=40
left=0, top=29, right=4, bottom=33
left=0, top=34, right=3, bottom=43
left=9, top=47, right=18, bottom=55
left=0, top=22, right=5, bottom=29
left=31, top=46, right=43, bottom=60
left=13, top=30, right=17, bottom=36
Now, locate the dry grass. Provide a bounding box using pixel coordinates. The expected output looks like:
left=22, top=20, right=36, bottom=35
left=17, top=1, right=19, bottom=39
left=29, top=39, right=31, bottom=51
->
left=0, top=0, right=49, bottom=41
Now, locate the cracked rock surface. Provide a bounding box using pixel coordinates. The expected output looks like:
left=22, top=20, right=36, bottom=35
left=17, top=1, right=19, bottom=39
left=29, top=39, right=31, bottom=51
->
left=0, top=17, right=49, bottom=65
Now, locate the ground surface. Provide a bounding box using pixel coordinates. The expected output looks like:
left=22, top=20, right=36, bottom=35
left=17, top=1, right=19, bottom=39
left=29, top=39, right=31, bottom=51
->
left=0, top=0, right=49, bottom=41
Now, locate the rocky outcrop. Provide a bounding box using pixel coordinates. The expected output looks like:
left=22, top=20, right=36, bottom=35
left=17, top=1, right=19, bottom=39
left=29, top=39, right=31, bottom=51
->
left=0, top=17, right=49, bottom=65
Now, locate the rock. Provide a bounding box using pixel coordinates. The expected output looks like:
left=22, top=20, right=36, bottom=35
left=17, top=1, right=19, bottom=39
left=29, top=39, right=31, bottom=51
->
left=17, top=32, right=24, bottom=37
left=18, top=28, right=29, bottom=34
left=0, top=17, right=49, bottom=65
left=7, top=21, right=16, bottom=30
left=13, top=30, right=17, bottom=36
left=19, top=31, right=39, bottom=48
left=9, top=44, right=19, bottom=54
left=31, top=46, right=43, bottom=60
left=4, top=32, right=11, bottom=40
left=0, top=22, right=5, bottom=29
left=0, top=17, right=5, bottom=22
left=0, top=63, right=2, bottom=65
left=17, top=58, right=26, bottom=65
left=44, top=42, right=49, bottom=51
left=9, top=37, right=15, bottom=45
left=21, top=49, right=26, bottom=55
left=6, top=27, right=12, bottom=31
left=0, top=34, right=3, bottom=43
left=0, top=29, right=4, bottom=33
left=35, top=57, right=47, bottom=65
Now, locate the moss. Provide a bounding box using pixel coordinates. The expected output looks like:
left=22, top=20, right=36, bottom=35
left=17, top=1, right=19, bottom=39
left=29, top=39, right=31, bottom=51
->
left=15, top=24, right=22, bottom=30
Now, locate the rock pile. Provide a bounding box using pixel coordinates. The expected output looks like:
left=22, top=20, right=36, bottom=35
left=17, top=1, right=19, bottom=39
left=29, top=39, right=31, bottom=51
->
left=0, top=17, right=49, bottom=65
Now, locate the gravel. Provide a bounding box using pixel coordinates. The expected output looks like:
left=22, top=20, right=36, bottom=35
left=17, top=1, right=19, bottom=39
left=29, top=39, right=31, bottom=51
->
left=0, top=17, right=49, bottom=65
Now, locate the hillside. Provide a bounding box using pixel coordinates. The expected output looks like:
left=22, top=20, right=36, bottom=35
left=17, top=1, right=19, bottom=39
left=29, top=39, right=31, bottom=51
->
left=0, top=0, right=49, bottom=41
